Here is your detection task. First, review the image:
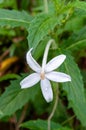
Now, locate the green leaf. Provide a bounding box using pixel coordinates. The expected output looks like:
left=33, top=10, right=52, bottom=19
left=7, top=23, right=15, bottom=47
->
left=63, top=27, right=86, bottom=51
left=0, top=75, right=39, bottom=118
left=21, top=119, right=72, bottom=130
left=0, top=73, right=20, bottom=82
left=74, top=1, right=86, bottom=11
left=66, top=39, right=86, bottom=51
left=59, top=51, right=86, bottom=126
left=0, top=9, right=32, bottom=28
left=27, top=13, right=61, bottom=49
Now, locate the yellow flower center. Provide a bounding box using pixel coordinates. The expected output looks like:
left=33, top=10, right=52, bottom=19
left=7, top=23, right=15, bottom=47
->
left=40, top=72, right=45, bottom=80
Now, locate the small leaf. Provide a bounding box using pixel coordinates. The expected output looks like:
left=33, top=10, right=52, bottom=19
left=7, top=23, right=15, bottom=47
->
left=21, top=119, right=72, bottom=130
left=0, top=9, right=32, bottom=28
left=0, top=75, right=39, bottom=118
left=59, top=50, right=86, bottom=126
left=0, top=74, right=20, bottom=82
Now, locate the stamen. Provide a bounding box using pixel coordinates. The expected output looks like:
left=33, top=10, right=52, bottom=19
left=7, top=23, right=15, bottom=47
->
left=40, top=72, right=45, bottom=80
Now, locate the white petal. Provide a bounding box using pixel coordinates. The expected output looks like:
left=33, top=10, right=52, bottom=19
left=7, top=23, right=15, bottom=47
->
left=45, top=55, right=66, bottom=72
left=45, top=71, right=71, bottom=82
left=26, top=48, right=41, bottom=73
left=20, top=73, right=40, bottom=88
left=40, top=78, right=53, bottom=102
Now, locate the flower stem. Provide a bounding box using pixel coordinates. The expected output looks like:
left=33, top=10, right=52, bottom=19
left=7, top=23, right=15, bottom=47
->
left=44, top=0, right=48, bottom=13
left=42, top=39, right=55, bottom=71
left=48, top=85, right=59, bottom=130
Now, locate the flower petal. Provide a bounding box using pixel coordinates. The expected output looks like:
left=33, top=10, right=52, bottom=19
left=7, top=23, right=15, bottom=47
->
left=26, top=48, right=41, bottom=73
left=20, top=73, right=40, bottom=89
left=45, top=55, right=66, bottom=72
left=40, top=78, right=53, bottom=102
left=45, top=71, right=71, bottom=82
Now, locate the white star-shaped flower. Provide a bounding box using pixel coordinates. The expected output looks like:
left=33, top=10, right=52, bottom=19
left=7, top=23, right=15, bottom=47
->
left=20, top=40, right=71, bottom=102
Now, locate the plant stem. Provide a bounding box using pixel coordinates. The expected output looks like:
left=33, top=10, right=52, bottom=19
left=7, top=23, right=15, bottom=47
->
left=15, top=104, right=28, bottom=130
left=0, top=49, right=9, bottom=62
left=48, top=86, right=59, bottom=130
left=44, top=0, right=48, bottom=13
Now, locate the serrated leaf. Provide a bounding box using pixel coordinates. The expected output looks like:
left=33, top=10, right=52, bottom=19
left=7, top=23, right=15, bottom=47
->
left=27, top=13, right=61, bottom=49
left=59, top=51, right=86, bottom=126
left=0, top=76, right=39, bottom=118
left=0, top=9, right=32, bottom=28
left=21, top=119, right=72, bottom=130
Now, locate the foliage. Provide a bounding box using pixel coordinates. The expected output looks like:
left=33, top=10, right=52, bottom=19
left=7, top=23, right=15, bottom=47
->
left=0, top=0, right=86, bottom=130
left=21, top=119, right=72, bottom=130
left=59, top=51, right=86, bottom=125
left=0, top=76, right=40, bottom=118
left=0, top=9, right=32, bottom=28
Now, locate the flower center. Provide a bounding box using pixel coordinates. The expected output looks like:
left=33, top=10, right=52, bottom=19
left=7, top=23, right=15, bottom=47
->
left=40, top=72, right=45, bottom=80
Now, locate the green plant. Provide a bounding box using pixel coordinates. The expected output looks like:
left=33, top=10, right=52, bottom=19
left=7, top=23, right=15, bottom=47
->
left=0, top=0, right=86, bottom=130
